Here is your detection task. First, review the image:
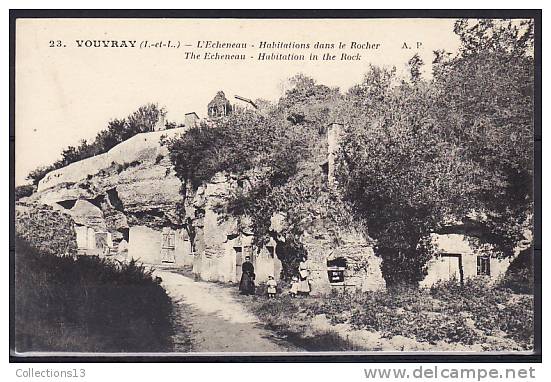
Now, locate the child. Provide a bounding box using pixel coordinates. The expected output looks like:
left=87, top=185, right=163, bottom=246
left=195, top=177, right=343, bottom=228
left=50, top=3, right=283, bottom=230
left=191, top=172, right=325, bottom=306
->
left=290, top=276, right=299, bottom=298
left=298, top=259, right=311, bottom=297
left=266, top=275, right=277, bottom=298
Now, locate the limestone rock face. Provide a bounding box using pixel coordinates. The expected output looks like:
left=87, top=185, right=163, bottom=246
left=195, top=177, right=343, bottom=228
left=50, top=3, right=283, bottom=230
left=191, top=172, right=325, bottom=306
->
left=69, top=200, right=105, bottom=230
left=37, top=128, right=185, bottom=192
left=25, top=128, right=383, bottom=290
left=188, top=173, right=247, bottom=282
left=29, top=129, right=186, bottom=234
left=270, top=205, right=386, bottom=296
left=300, top=226, right=385, bottom=296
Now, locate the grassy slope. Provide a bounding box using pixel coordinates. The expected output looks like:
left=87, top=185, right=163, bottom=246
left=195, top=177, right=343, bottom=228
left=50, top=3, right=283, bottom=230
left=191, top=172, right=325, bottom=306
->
left=15, top=237, right=175, bottom=353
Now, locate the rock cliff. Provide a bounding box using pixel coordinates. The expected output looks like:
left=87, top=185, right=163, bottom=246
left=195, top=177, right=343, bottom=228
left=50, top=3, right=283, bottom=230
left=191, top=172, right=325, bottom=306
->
left=29, top=128, right=187, bottom=234
left=21, top=126, right=385, bottom=292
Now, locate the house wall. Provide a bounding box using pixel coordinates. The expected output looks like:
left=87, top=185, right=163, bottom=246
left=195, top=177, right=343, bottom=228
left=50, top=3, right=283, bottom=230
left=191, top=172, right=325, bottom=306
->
left=325, top=251, right=385, bottom=294
left=302, top=230, right=386, bottom=296
left=74, top=225, right=113, bottom=257
left=420, top=234, right=517, bottom=287
left=490, top=257, right=513, bottom=278
left=254, top=244, right=282, bottom=283
left=360, top=254, right=386, bottom=292
left=174, top=228, right=193, bottom=266
left=421, top=253, right=513, bottom=288
left=191, top=221, right=282, bottom=284
left=74, top=225, right=89, bottom=251
left=301, top=250, right=333, bottom=296
left=420, top=255, right=462, bottom=287
left=127, top=226, right=193, bottom=265
left=128, top=225, right=162, bottom=263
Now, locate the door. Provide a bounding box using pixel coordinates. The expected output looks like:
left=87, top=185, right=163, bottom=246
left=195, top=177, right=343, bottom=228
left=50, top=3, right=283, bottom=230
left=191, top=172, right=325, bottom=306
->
left=265, top=245, right=275, bottom=279
left=441, top=254, right=463, bottom=284
left=234, top=247, right=243, bottom=280
left=161, top=231, right=176, bottom=263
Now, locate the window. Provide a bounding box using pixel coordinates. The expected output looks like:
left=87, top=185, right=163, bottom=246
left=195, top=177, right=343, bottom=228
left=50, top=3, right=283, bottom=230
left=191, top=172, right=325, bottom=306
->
left=327, top=257, right=347, bottom=284
left=477, top=255, right=491, bottom=276
left=161, top=232, right=175, bottom=249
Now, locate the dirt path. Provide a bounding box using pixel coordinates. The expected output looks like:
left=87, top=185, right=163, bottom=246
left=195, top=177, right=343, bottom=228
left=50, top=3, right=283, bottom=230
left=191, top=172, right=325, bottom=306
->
left=156, top=270, right=301, bottom=353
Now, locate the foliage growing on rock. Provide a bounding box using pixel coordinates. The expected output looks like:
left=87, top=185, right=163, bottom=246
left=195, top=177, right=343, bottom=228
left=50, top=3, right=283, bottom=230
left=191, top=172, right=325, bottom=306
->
left=26, top=103, right=167, bottom=186
left=15, top=184, right=35, bottom=200
left=163, top=20, right=533, bottom=287
left=334, top=19, right=534, bottom=286
left=164, top=78, right=347, bottom=278
left=15, top=202, right=78, bottom=256
left=497, top=246, right=534, bottom=294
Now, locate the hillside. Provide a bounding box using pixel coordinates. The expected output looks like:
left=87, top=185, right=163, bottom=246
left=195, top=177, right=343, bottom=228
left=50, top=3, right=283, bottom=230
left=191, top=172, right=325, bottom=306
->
left=14, top=205, right=175, bottom=353
left=29, top=128, right=186, bottom=232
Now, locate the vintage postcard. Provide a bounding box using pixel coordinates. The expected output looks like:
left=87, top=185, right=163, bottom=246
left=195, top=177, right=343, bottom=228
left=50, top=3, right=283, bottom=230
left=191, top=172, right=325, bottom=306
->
left=12, top=12, right=539, bottom=358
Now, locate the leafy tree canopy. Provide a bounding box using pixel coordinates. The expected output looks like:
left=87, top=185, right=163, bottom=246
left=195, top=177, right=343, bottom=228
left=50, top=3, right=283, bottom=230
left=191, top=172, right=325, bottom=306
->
left=335, top=19, right=534, bottom=286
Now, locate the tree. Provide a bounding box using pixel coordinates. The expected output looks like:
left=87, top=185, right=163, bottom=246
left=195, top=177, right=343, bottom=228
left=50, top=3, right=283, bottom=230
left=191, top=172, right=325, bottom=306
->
left=407, top=53, right=424, bottom=83
left=335, top=19, right=535, bottom=286
left=277, top=74, right=341, bottom=128
left=164, top=76, right=339, bottom=278
left=336, top=72, right=480, bottom=286
left=26, top=103, right=168, bottom=185
left=126, top=103, right=166, bottom=133
left=60, top=146, right=80, bottom=167
left=15, top=184, right=35, bottom=200
left=26, top=165, right=55, bottom=186
left=432, top=19, right=534, bottom=255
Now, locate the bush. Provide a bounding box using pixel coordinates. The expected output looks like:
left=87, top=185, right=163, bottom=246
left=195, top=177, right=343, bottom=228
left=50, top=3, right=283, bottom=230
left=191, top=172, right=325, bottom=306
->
left=26, top=104, right=165, bottom=185
left=429, top=279, right=533, bottom=348
left=496, top=296, right=534, bottom=344
left=248, top=279, right=533, bottom=350
left=15, top=203, right=78, bottom=257
left=498, top=269, right=534, bottom=294
left=14, top=237, right=174, bottom=352
left=498, top=246, right=534, bottom=294
left=15, top=184, right=34, bottom=200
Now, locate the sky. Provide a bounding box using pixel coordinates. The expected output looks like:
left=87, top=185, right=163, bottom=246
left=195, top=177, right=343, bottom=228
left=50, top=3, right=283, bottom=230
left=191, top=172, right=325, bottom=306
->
left=15, top=18, right=461, bottom=185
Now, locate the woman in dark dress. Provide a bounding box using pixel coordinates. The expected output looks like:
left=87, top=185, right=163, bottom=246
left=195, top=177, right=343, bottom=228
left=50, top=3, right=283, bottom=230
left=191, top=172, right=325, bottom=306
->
left=239, top=256, right=255, bottom=295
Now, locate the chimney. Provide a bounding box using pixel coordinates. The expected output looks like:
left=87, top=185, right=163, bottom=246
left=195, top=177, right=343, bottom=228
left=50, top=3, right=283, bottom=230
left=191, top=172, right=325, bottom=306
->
left=327, top=122, right=343, bottom=186
left=154, top=113, right=166, bottom=131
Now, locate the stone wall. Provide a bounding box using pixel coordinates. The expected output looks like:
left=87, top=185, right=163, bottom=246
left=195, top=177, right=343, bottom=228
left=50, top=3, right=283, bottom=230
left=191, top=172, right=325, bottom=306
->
left=188, top=173, right=282, bottom=283
left=302, top=229, right=386, bottom=296
left=127, top=226, right=193, bottom=265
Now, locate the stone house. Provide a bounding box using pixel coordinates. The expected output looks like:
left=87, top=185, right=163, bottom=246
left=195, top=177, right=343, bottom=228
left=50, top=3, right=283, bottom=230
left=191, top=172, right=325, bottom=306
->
left=207, top=91, right=232, bottom=118
left=70, top=199, right=114, bottom=257
left=420, top=233, right=519, bottom=287
left=186, top=173, right=282, bottom=283
left=184, top=112, right=200, bottom=128
left=300, top=230, right=386, bottom=296
left=31, top=123, right=282, bottom=283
